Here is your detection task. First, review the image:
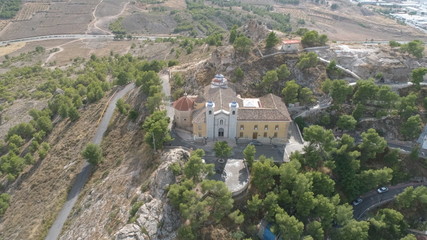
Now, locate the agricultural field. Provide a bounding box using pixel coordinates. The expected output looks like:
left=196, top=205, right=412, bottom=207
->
left=0, top=0, right=99, bottom=40
left=15, top=3, right=50, bottom=21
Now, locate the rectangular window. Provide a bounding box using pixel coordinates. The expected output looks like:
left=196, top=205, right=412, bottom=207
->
left=254, top=125, right=258, bottom=130
left=264, top=125, right=268, bottom=130
left=263, top=132, right=267, bottom=137
left=198, top=133, right=202, bottom=137
left=198, top=125, right=202, bottom=130
left=275, top=125, right=279, bottom=130
left=240, top=132, right=243, bottom=138
left=232, top=110, right=235, bottom=115
left=240, top=125, right=244, bottom=130
left=274, top=132, right=278, bottom=138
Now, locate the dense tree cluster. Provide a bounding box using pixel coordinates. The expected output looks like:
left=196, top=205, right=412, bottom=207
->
left=168, top=150, right=232, bottom=239
left=0, top=54, right=168, bottom=217
left=205, top=33, right=223, bottom=46
left=281, top=80, right=315, bottom=105
left=301, top=30, right=328, bottom=47
left=389, top=40, right=425, bottom=58
left=233, top=35, right=252, bottom=55
left=297, top=52, right=319, bottom=71
left=137, top=70, right=164, bottom=114
left=259, top=64, right=291, bottom=95
left=0, top=0, right=21, bottom=19
left=167, top=122, right=419, bottom=239
left=142, top=110, right=172, bottom=150
left=396, top=186, right=427, bottom=223
left=248, top=156, right=359, bottom=240
left=214, top=141, right=232, bottom=160
left=301, top=126, right=393, bottom=198
left=241, top=124, right=420, bottom=239
left=0, top=193, right=10, bottom=217
left=265, top=31, right=280, bottom=49
left=0, top=108, right=53, bottom=181
left=401, top=40, right=425, bottom=58
left=411, top=67, right=427, bottom=86
left=109, top=17, right=126, bottom=35
left=321, top=78, right=424, bottom=139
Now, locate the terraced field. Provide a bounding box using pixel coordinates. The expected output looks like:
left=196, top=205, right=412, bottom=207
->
left=0, top=0, right=99, bottom=40
left=15, top=2, right=50, bottom=21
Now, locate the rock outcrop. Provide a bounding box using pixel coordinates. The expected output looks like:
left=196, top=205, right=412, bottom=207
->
left=115, top=224, right=145, bottom=240
left=358, top=116, right=402, bottom=140
left=115, top=148, right=188, bottom=240
left=210, top=46, right=235, bottom=72
left=243, top=19, right=270, bottom=43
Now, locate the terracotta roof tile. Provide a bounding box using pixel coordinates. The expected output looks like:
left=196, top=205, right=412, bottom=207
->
left=173, top=96, right=194, bottom=111
left=236, top=94, right=290, bottom=121
left=192, top=86, right=291, bottom=123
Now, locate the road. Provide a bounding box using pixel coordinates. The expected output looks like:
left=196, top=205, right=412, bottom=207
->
left=0, top=34, right=175, bottom=46
left=45, top=83, right=135, bottom=240
left=353, top=182, right=427, bottom=220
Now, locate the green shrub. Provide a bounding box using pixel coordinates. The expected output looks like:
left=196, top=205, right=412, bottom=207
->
left=24, top=153, right=35, bottom=164
left=128, top=110, right=139, bottom=121
left=128, top=201, right=144, bottom=223
left=82, top=143, right=103, bottom=165
left=0, top=193, right=11, bottom=217
left=170, top=162, right=182, bottom=175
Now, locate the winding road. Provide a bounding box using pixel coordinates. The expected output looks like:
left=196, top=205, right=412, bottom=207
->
left=45, top=83, right=135, bottom=240
left=353, top=181, right=427, bottom=220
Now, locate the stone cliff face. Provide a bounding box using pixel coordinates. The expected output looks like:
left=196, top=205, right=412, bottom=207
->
left=115, top=148, right=188, bottom=240
left=243, top=19, right=270, bottom=43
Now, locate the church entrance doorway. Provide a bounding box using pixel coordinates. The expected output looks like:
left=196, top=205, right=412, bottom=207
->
left=218, top=128, right=224, bottom=137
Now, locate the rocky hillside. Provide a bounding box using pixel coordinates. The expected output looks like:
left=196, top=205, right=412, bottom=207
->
left=315, top=44, right=427, bottom=83
left=56, top=87, right=155, bottom=240
left=0, top=95, right=110, bottom=240
left=114, top=148, right=188, bottom=240
left=178, top=45, right=327, bottom=98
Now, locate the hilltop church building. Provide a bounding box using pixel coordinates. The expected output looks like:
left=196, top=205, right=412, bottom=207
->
left=172, top=74, right=292, bottom=143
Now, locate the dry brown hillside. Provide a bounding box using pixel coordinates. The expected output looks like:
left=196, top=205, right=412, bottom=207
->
left=1, top=0, right=426, bottom=42
left=0, top=95, right=108, bottom=239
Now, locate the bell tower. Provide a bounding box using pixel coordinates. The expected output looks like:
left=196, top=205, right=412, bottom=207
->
left=206, top=101, right=215, bottom=139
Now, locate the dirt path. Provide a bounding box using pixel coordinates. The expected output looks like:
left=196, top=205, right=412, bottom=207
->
left=86, top=0, right=110, bottom=35
left=43, top=39, right=82, bottom=66
left=86, top=0, right=130, bottom=35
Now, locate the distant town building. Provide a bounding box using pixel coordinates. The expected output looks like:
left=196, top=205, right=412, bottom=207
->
left=173, top=74, right=292, bottom=144
left=281, top=39, right=301, bottom=53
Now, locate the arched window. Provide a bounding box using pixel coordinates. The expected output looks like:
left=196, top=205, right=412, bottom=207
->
left=220, top=119, right=224, bottom=125
left=209, top=110, right=212, bottom=115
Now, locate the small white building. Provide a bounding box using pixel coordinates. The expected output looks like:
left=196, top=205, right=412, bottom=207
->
left=281, top=39, right=301, bottom=53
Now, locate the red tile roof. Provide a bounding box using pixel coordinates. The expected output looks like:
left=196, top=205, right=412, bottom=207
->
left=173, top=96, right=194, bottom=111
left=282, top=39, right=301, bottom=44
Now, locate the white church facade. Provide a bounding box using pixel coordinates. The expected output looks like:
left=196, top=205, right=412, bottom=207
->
left=173, top=74, right=292, bottom=143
